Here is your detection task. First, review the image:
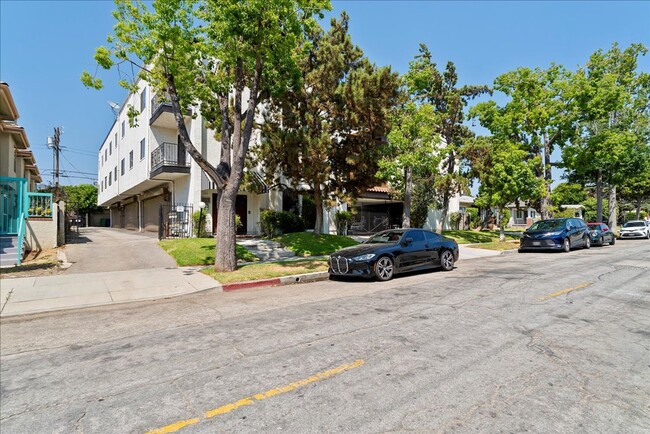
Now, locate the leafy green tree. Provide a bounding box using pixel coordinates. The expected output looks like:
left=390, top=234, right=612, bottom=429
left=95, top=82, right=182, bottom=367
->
left=403, top=45, right=489, bottom=232
left=82, top=0, right=329, bottom=271
left=378, top=102, right=439, bottom=228
left=255, top=13, right=400, bottom=233
left=619, top=165, right=650, bottom=219
left=550, top=183, right=588, bottom=209
left=561, top=43, right=650, bottom=229
left=464, top=137, right=542, bottom=240
left=61, top=184, right=101, bottom=216
left=470, top=64, right=575, bottom=219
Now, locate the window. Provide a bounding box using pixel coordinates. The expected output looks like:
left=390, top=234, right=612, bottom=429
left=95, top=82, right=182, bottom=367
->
left=100, top=153, right=103, bottom=166
left=121, top=120, right=125, bottom=137
left=108, top=175, right=112, bottom=186
left=129, top=151, right=134, bottom=169
left=114, top=167, right=117, bottom=181
left=516, top=209, right=525, bottom=219
left=115, top=133, right=118, bottom=147
left=109, top=141, right=112, bottom=155
left=104, top=176, right=107, bottom=188
left=407, top=230, right=425, bottom=243
left=530, top=210, right=536, bottom=219
left=425, top=231, right=442, bottom=242
left=121, top=158, right=125, bottom=175
left=105, top=149, right=108, bottom=161
left=140, top=138, right=146, bottom=160
left=140, top=88, right=147, bottom=111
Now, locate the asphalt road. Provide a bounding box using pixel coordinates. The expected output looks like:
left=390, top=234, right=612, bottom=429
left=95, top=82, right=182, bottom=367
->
left=1, top=239, right=649, bottom=433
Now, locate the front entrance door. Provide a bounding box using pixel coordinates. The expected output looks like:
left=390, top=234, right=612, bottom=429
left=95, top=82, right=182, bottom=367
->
left=236, top=195, right=247, bottom=235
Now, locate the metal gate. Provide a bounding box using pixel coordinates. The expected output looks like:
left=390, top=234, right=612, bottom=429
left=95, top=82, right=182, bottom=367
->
left=159, top=203, right=193, bottom=239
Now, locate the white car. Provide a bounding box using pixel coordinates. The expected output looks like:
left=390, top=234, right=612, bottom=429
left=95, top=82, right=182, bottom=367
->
left=619, top=220, right=650, bottom=239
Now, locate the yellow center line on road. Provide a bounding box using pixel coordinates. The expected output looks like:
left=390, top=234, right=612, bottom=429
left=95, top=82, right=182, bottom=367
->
left=145, top=359, right=365, bottom=434
left=540, top=282, right=592, bottom=301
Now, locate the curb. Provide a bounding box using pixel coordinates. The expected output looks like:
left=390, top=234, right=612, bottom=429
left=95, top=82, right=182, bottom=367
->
left=221, top=271, right=330, bottom=292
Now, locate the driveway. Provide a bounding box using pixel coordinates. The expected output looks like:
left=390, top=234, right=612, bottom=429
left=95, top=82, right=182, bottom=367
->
left=62, top=227, right=177, bottom=274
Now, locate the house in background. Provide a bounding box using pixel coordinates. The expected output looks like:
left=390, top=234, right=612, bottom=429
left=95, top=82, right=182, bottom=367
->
left=97, top=80, right=281, bottom=238
left=1, top=82, right=59, bottom=267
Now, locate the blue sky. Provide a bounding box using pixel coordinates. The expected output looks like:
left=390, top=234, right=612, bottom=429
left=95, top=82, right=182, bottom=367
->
left=1, top=1, right=649, bottom=188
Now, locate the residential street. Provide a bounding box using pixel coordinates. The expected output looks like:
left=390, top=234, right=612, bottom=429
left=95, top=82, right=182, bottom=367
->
left=1, top=240, right=649, bottom=433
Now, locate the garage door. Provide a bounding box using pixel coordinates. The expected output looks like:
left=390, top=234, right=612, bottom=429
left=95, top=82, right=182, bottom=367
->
left=124, top=202, right=138, bottom=230
left=143, top=196, right=165, bottom=233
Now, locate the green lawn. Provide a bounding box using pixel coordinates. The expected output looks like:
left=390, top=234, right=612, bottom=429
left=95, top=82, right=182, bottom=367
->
left=274, top=232, right=358, bottom=256
left=202, top=259, right=328, bottom=283
left=467, top=240, right=520, bottom=251
left=442, top=230, right=521, bottom=244
left=159, top=238, right=259, bottom=266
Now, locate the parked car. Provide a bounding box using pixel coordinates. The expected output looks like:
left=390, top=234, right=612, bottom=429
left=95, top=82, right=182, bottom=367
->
left=328, top=228, right=459, bottom=281
left=587, top=222, right=616, bottom=246
left=519, top=218, right=591, bottom=253
left=619, top=220, right=650, bottom=239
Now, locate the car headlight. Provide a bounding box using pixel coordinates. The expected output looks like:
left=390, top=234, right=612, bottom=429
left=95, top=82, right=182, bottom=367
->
left=543, top=231, right=562, bottom=237
left=352, top=253, right=376, bottom=261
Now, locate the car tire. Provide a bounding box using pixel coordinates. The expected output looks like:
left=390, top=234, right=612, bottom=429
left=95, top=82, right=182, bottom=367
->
left=374, top=256, right=394, bottom=281
left=610, top=236, right=616, bottom=245
left=583, top=237, right=591, bottom=249
left=599, top=236, right=604, bottom=246
left=440, top=250, right=455, bottom=271
left=562, top=238, right=570, bottom=253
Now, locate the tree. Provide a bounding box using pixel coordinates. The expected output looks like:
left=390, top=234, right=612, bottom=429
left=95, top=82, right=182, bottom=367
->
left=83, top=0, right=329, bottom=270
left=463, top=137, right=542, bottom=240
left=61, top=184, right=101, bottom=216
left=255, top=13, right=400, bottom=233
left=550, top=183, right=588, bottom=208
left=378, top=102, right=439, bottom=228
left=404, top=44, right=490, bottom=232
left=619, top=162, right=650, bottom=219
left=469, top=64, right=575, bottom=219
left=561, top=43, right=650, bottom=229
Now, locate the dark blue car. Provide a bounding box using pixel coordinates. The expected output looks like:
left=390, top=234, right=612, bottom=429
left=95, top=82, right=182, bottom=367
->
left=519, top=218, right=591, bottom=253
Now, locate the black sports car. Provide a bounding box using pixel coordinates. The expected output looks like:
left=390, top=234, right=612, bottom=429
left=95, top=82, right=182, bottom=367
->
left=328, top=228, right=459, bottom=281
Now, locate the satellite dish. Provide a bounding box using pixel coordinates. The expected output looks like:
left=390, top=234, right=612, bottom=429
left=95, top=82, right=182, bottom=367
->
left=108, top=101, right=120, bottom=118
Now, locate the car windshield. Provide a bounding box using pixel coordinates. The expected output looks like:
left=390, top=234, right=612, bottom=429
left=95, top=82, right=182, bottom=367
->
left=528, top=220, right=565, bottom=231
left=623, top=221, right=645, bottom=228
left=587, top=224, right=601, bottom=230
left=366, top=231, right=404, bottom=243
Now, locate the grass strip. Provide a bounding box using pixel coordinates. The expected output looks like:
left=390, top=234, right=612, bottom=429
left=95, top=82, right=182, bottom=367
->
left=202, top=259, right=328, bottom=284
left=159, top=238, right=259, bottom=266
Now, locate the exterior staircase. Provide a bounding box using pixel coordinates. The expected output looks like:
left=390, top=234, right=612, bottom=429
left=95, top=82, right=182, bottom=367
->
left=0, top=234, right=23, bottom=268
left=237, top=238, right=296, bottom=262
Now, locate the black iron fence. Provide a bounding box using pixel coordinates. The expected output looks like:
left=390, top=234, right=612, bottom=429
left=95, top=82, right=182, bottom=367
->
left=159, top=203, right=193, bottom=239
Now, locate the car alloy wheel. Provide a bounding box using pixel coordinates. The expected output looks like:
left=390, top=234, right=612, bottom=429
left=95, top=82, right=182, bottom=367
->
left=375, top=256, right=394, bottom=281
left=599, top=236, right=604, bottom=246
left=440, top=250, right=454, bottom=271
left=610, top=236, right=616, bottom=245
left=584, top=237, right=591, bottom=249
left=562, top=238, right=570, bottom=253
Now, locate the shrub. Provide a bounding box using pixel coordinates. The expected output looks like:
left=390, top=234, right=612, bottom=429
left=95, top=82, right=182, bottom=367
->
left=334, top=210, right=353, bottom=235
left=499, top=209, right=511, bottom=228
left=449, top=212, right=462, bottom=230
left=466, top=207, right=479, bottom=229
left=624, top=211, right=647, bottom=221
left=260, top=210, right=304, bottom=238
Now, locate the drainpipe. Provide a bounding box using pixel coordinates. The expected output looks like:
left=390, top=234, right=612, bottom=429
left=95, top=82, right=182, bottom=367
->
left=137, top=195, right=143, bottom=232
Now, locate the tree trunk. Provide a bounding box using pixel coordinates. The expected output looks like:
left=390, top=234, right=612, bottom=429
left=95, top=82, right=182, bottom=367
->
left=541, top=133, right=552, bottom=220
left=636, top=197, right=642, bottom=220
left=608, top=185, right=617, bottom=233
left=596, top=170, right=603, bottom=223
left=402, top=166, right=412, bottom=228
left=214, top=58, right=263, bottom=272
left=313, top=183, right=323, bottom=235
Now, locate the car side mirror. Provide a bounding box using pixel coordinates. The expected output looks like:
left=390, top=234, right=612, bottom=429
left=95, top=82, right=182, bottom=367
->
left=402, top=237, right=413, bottom=246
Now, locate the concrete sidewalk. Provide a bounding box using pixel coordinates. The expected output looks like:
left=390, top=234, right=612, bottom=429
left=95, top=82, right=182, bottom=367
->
left=0, top=267, right=219, bottom=318
left=0, top=245, right=507, bottom=318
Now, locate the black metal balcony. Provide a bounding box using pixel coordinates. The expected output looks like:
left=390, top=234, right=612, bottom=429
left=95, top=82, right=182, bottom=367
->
left=150, top=142, right=190, bottom=179
left=149, top=94, right=191, bottom=129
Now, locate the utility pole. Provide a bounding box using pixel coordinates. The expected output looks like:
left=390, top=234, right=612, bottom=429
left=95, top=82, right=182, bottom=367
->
left=48, top=127, right=62, bottom=200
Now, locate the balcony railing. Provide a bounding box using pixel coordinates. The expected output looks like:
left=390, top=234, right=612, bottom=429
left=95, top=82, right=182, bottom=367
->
left=151, top=142, right=190, bottom=175
left=27, top=192, right=53, bottom=218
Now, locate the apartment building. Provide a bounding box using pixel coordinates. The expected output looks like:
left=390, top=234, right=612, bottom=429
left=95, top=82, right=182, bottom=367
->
left=97, top=80, right=281, bottom=237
